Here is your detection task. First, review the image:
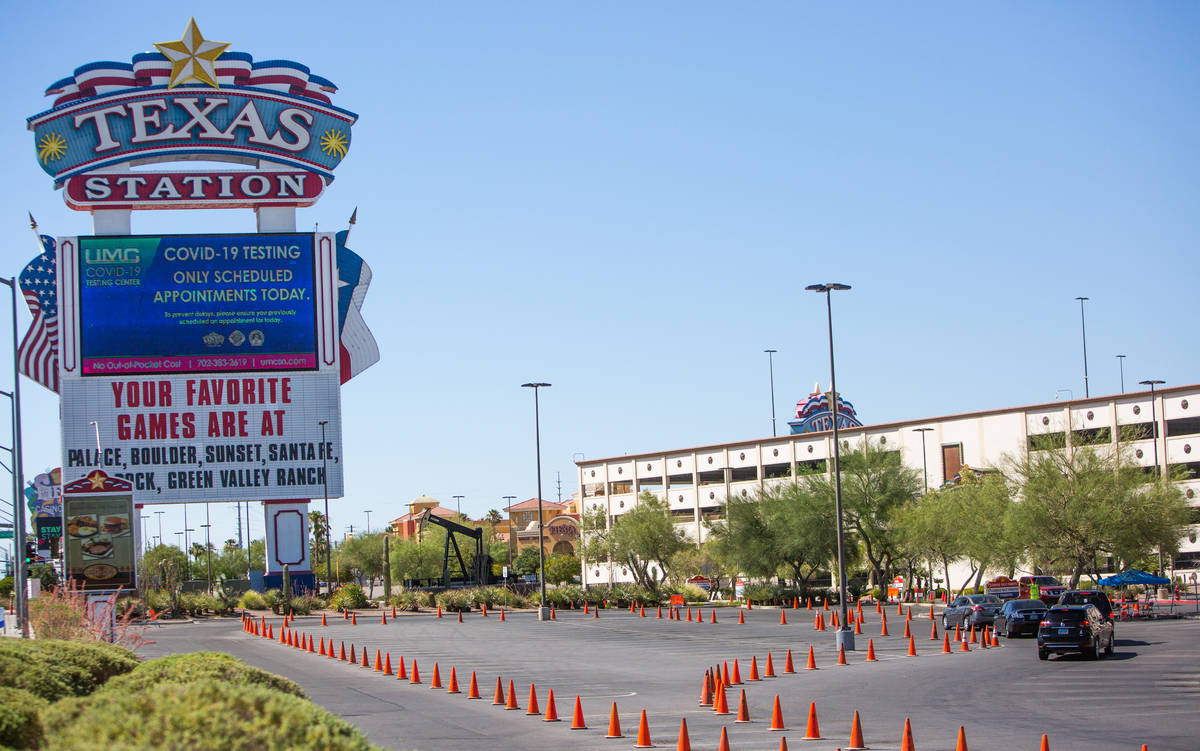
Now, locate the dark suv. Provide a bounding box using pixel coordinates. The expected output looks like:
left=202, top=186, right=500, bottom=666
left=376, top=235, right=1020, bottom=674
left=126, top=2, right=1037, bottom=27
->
left=1037, top=604, right=1114, bottom=660
left=1056, top=590, right=1114, bottom=621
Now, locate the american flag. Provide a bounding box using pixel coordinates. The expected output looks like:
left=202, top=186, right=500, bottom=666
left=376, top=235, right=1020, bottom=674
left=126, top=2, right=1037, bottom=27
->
left=18, top=236, right=59, bottom=393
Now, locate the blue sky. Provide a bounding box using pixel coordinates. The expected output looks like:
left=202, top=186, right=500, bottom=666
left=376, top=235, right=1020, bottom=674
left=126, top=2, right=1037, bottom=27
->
left=2, top=2, right=1198, bottom=551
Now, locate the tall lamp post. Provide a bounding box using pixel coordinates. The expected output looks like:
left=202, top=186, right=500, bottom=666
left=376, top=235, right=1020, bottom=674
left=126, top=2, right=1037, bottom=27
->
left=502, top=495, right=516, bottom=573
left=319, top=420, right=333, bottom=596
left=364, top=510, right=372, bottom=535
left=452, top=495, right=464, bottom=519
left=1075, top=297, right=1089, bottom=398
left=521, top=382, right=552, bottom=621
left=1116, top=355, right=1126, bottom=394
left=914, top=427, right=934, bottom=493
left=1138, top=380, right=1166, bottom=477
left=764, top=349, right=778, bottom=437
left=806, top=282, right=853, bottom=652
left=1, top=276, right=28, bottom=636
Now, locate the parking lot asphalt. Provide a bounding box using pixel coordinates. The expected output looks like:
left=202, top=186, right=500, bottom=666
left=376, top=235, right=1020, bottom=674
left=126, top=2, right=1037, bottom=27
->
left=139, top=605, right=1200, bottom=751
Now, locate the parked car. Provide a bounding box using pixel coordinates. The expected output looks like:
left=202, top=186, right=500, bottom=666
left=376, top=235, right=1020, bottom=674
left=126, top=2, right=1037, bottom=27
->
left=1037, top=604, right=1114, bottom=660
left=1057, top=590, right=1114, bottom=621
left=941, top=594, right=1003, bottom=630
left=993, top=598, right=1048, bottom=637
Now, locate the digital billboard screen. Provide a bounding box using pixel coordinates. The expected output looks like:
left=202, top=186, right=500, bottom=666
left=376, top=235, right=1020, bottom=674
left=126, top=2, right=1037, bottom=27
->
left=78, top=233, right=317, bottom=376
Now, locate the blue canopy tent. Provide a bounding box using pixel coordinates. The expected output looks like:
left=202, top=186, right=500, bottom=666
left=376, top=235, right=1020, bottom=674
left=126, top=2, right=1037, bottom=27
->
left=1098, top=568, right=1170, bottom=587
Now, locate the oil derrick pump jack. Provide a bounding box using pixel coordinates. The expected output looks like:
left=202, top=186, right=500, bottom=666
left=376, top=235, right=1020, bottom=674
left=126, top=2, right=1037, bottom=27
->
left=418, top=508, right=494, bottom=587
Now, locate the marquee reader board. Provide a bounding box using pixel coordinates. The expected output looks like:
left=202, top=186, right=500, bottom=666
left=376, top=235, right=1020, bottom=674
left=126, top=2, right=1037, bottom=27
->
left=58, top=232, right=344, bottom=504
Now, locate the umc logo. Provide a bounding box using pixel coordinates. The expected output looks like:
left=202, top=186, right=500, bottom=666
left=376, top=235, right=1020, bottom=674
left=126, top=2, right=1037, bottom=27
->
left=83, top=247, right=140, bottom=264
left=27, top=19, right=355, bottom=210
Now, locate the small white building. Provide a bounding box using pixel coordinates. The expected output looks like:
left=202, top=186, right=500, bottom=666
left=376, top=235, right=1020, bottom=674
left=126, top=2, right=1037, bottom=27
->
left=576, top=384, right=1200, bottom=588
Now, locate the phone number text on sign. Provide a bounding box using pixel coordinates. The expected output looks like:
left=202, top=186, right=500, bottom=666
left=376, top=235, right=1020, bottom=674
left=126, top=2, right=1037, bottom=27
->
left=60, top=372, right=344, bottom=503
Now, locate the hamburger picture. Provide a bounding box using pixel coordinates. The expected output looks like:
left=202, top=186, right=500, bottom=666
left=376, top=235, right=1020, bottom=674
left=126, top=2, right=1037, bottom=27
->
left=102, top=515, right=129, bottom=534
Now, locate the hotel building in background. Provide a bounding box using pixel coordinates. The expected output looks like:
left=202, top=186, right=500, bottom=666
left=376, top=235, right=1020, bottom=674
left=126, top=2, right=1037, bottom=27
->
left=575, top=384, right=1200, bottom=588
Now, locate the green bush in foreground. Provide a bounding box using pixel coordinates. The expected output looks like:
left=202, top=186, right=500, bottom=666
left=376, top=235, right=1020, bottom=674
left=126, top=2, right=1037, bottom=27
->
left=102, top=651, right=305, bottom=698
left=0, top=686, right=46, bottom=749
left=41, top=678, right=378, bottom=751
left=237, top=589, right=268, bottom=610
left=0, top=640, right=137, bottom=701
left=328, top=583, right=369, bottom=612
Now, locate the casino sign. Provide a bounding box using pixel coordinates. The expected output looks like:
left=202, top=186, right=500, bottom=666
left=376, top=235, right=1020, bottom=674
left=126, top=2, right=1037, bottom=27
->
left=27, top=18, right=355, bottom=210
left=788, top=383, right=863, bottom=435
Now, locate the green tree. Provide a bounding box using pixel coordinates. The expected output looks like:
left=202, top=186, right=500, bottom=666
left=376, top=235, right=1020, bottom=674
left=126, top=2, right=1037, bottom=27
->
left=544, top=553, right=581, bottom=584
left=308, top=510, right=330, bottom=573
left=581, top=493, right=688, bottom=590
left=338, top=533, right=387, bottom=597
left=1008, top=445, right=1191, bottom=587
left=806, top=438, right=922, bottom=589
left=389, top=534, right=446, bottom=584
left=894, top=488, right=965, bottom=599
left=667, top=540, right=733, bottom=596
left=512, top=546, right=541, bottom=576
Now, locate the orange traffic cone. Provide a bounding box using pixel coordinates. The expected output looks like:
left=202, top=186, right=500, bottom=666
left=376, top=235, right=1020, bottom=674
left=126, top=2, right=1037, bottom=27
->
left=866, top=638, right=878, bottom=661
left=832, top=610, right=840, bottom=629
left=676, top=718, right=692, bottom=751
left=738, top=610, right=745, bottom=624
left=1039, top=734, right=1049, bottom=751
left=907, top=636, right=917, bottom=656
left=570, top=696, right=587, bottom=730
left=837, top=644, right=848, bottom=665
left=713, top=682, right=730, bottom=715
left=943, top=632, right=952, bottom=653
left=634, top=709, right=653, bottom=747
left=903, top=619, right=911, bottom=638
left=980, top=626, right=989, bottom=649
left=605, top=702, right=623, bottom=738
left=348, top=644, right=356, bottom=663
left=765, top=652, right=776, bottom=676
left=499, top=608, right=506, bottom=622
left=784, top=649, right=796, bottom=673
left=960, top=636, right=970, bottom=652
left=929, top=602, right=935, bottom=619
left=361, top=648, right=369, bottom=668
left=505, top=679, right=519, bottom=710
left=748, top=656, right=760, bottom=680
left=970, top=626, right=977, bottom=644
left=848, top=710, right=868, bottom=750
left=526, top=684, right=540, bottom=716
left=769, top=694, right=785, bottom=730
left=447, top=666, right=459, bottom=693
left=855, top=615, right=863, bottom=634
left=711, top=609, right=717, bottom=623
left=351, top=612, right=357, bottom=625
left=781, top=609, right=788, bottom=625
left=955, top=725, right=968, bottom=751
left=906, top=607, right=912, bottom=622
left=717, top=727, right=731, bottom=751
left=930, top=621, right=939, bottom=640
left=410, top=659, right=421, bottom=683
left=437, top=605, right=443, bottom=618
left=897, top=601, right=903, bottom=615
left=803, top=702, right=821, bottom=739
left=551, top=606, right=557, bottom=620
left=544, top=689, right=560, bottom=721
left=392, top=605, right=397, bottom=618
left=383, top=652, right=392, bottom=675
left=492, top=677, right=505, bottom=705
left=954, top=623, right=961, bottom=642
left=343, top=609, right=349, bottom=620
left=338, top=641, right=346, bottom=661
left=467, top=671, right=480, bottom=699
left=458, top=610, right=463, bottom=623
left=321, top=612, right=327, bottom=626
left=687, top=607, right=693, bottom=622
left=991, top=629, right=1000, bottom=647
left=881, top=613, right=890, bottom=636
left=807, top=598, right=812, bottom=610
left=735, top=689, right=750, bottom=723
left=901, top=718, right=916, bottom=751
left=699, top=671, right=713, bottom=707
left=584, top=601, right=589, bottom=614
left=318, top=637, right=326, bottom=657
left=381, top=612, right=387, bottom=625
left=430, top=663, right=443, bottom=689
left=875, top=600, right=881, bottom=614
left=593, top=606, right=599, bottom=619
left=373, top=650, right=382, bottom=671
left=482, top=604, right=488, bottom=617
left=657, top=605, right=663, bottom=619
left=731, top=659, right=743, bottom=684
left=396, top=655, right=407, bottom=680
left=805, top=645, right=818, bottom=670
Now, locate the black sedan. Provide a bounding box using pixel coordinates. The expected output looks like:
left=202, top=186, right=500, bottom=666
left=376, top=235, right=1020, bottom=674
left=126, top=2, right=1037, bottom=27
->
left=1037, top=604, right=1115, bottom=660
left=993, top=598, right=1048, bottom=637
left=941, top=594, right=1003, bottom=631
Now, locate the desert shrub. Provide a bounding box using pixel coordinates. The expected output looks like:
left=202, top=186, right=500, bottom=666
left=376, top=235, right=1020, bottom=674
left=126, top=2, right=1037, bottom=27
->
left=0, top=686, right=46, bottom=749
left=328, top=583, right=369, bottom=612
left=0, top=640, right=136, bottom=701
left=102, top=652, right=304, bottom=698
left=115, top=595, right=145, bottom=619
left=553, top=583, right=585, bottom=606
left=144, top=588, right=172, bottom=615
left=0, top=576, right=14, bottom=600
left=434, top=589, right=473, bottom=612
left=290, top=593, right=324, bottom=615
left=389, top=590, right=429, bottom=612
left=41, top=678, right=376, bottom=751
left=605, top=583, right=661, bottom=607
left=262, top=588, right=287, bottom=614
left=197, top=594, right=234, bottom=616
left=467, top=587, right=502, bottom=608
left=505, top=590, right=531, bottom=609
left=238, top=590, right=268, bottom=610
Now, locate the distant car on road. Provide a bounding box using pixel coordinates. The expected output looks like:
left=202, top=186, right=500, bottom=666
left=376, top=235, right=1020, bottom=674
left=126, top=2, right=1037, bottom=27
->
left=1019, top=575, right=1066, bottom=603
left=1057, top=590, right=1114, bottom=621
left=993, top=598, right=1048, bottom=637
left=1037, top=604, right=1114, bottom=660
left=941, top=594, right=1003, bottom=631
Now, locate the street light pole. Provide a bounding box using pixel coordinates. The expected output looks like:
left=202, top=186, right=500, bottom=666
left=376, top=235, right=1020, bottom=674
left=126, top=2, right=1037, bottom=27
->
left=806, top=282, right=853, bottom=651
left=1117, top=355, right=1126, bottom=394
left=1, top=277, right=28, bottom=636
left=502, top=495, right=516, bottom=572
left=521, top=382, right=552, bottom=621
left=452, top=496, right=464, bottom=519
left=319, top=420, right=332, bottom=596
left=914, top=427, right=934, bottom=493
left=764, top=349, right=778, bottom=437
left=155, top=511, right=164, bottom=549
left=364, top=510, right=372, bottom=535
left=1139, top=380, right=1166, bottom=477
left=1075, top=297, right=1089, bottom=398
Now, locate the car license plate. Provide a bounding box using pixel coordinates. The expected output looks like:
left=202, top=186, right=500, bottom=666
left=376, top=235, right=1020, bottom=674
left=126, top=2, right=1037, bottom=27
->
left=1058, top=627, right=1069, bottom=635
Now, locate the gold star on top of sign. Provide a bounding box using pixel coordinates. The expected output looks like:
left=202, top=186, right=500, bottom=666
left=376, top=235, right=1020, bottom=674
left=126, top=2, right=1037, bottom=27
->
left=154, top=18, right=230, bottom=89
left=87, top=470, right=107, bottom=490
